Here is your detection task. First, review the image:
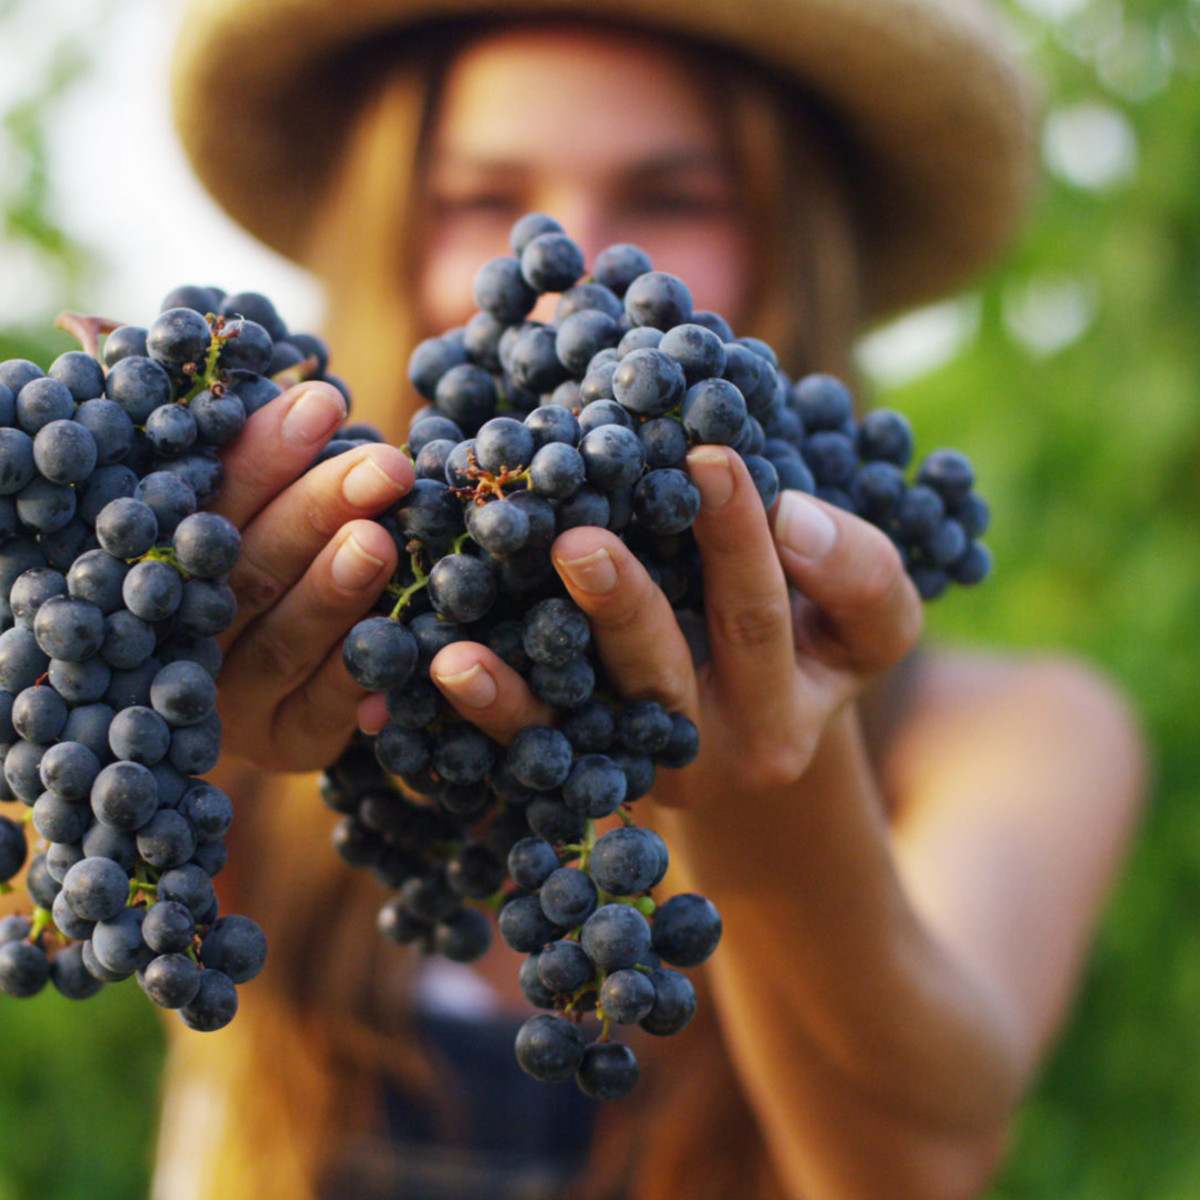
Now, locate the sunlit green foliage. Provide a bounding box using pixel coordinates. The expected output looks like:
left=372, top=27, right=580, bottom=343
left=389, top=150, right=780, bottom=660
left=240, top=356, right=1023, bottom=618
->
left=869, top=3, right=1200, bottom=1195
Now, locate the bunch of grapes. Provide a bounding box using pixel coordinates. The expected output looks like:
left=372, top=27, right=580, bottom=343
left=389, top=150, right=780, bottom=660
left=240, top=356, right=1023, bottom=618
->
left=327, top=213, right=992, bottom=1101
left=0, top=210, right=991, bottom=1092
left=0, top=287, right=339, bottom=1030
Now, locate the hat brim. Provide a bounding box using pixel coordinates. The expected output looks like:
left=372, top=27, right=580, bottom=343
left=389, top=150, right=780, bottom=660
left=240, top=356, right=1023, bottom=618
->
left=171, top=0, right=1037, bottom=319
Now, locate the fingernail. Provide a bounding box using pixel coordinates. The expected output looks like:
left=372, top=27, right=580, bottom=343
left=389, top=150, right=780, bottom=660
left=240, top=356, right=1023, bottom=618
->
left=282, top=387, right=345, bottom=447
left=358, top=699, right=388, bottom=736
left=331, top=533, right=386, bottom=589
left=342, top=456, right=407, bottom=507
left=687, top=447, right=734, bottom=509
left=775, top=490, right=837, bottom=560
left=555, top=547, right=617, bottom=595
left=432, top=662, right=497, bottom=709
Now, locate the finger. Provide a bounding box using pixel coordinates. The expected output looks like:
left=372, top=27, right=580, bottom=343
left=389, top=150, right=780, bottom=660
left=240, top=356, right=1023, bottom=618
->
left=772, top=490, right=923, bottom=676
left=219, top=518, right=398, bottom=760
left=224, top=442, right=413, bottom=641
left=685, top=445, right=797, bottom=706
left=550, top=526, right=699, bottom=715
left=269, top=636, right=396, bottom=773
left=358, top=692, right=390, bottom=736
left=212, top=382, right=348, bottom=527
left=429, top=642, right=555, bottom=744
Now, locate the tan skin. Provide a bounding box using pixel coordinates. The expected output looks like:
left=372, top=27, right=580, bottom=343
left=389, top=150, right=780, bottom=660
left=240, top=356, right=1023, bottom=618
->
left=208, top=26, right=1146, bottom=1200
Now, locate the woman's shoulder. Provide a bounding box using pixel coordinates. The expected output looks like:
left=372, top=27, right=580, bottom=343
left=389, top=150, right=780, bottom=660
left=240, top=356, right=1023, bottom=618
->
left=873, top=644, right=1147, bottom=824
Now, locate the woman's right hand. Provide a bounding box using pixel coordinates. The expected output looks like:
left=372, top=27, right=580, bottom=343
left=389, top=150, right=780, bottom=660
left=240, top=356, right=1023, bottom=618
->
left=207, top=382, right=412, bottom=772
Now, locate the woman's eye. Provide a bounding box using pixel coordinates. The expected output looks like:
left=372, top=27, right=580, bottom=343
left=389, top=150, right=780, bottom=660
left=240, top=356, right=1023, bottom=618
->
left=627, top=191, right=730, bottom=218
left=435, top=193, right=521, bottom=217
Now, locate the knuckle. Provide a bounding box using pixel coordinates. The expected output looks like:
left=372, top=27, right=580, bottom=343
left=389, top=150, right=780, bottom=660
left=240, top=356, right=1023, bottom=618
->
left=218, top=443, right=281, bottom=506
left=588, top=594, right=645, bottom=636
left=738, top=734, right=812, bottom=791
left=710, top=593, right=790, bottom=651
left=302, top=491, right=348, bottom=542
left=236, top=622, right=305, bottom=688
left=274, top=682, right=361, bottom=770
left=895, top=584, right=925, bottom=654
left=619, top=671, right=689, bottom=712
left=229, top=551, right=289, bottom=616
left=855, top=532, right=907, bottom=612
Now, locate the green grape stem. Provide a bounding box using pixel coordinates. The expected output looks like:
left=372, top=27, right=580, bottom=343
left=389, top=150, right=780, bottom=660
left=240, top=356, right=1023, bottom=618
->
left=180, top=313, right=229, bottom=404
left=577, top=820, right=597, bottom=872
left=28, top=906, right=54, bottom=944
left=134, top=544, right=190, bottom=582
left=128, top=880, right=158, bottom=906
left=387, top=549, right=431, bottom=620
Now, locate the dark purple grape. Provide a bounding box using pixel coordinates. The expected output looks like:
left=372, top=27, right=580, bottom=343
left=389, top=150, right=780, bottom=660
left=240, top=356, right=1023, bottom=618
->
left=633, top=468, right=700, bottom=536
left=589, top=827, right=664, bottom=897
left=599, top=969, right=655, bottom=1024
left=49, top=942, right=105, bottom=1000
left=639, top=967, right=697, bottom=1035
left=142, top=900, right=197, bottom=955
left=199, top=914, right=267, bottom=984
left=651, top=893, right=722, bottom=967
left=179, top=968, right=238, bottom=1031
left=474, top=258, right=538, bottom=324
left=917, top=449, right=976, bottom=507
left=593, top=243, right=654, bottom=297
left=580, top=903, right=651, bottom=972
left=16, top=377, right=74, bottom=435
left=555, top=309, right=620, bottom=375
left=105, top=357, right=173, bottom=423
left=681, top=378, right=746, bottom=446
left=140, top=952, right=202, bottom=1009
left=220, top=290, right=286, bottom=341
left=524, top=405, right=580, bottom=448
left=49, top=350, right=105, bottom=402
left=342, top=616, right=418, bottom=692
left=61, top=855, right=129, bottom=923
left=32, top=420, right=97, bottom=485
left=0, top=815, right=27, bottom=884
left=537, top=938, right=594, bottom=992
left=514, top=1013, right=585, bottom=1082
left=91, top=760, right=159, bottom=832
left=504, top=726, right=574, bottom=791
left=0, top=940, right=49, bottom=997
left=520, top=231, right=585, bottom=293
left=498, top=893, right=560, bottom=953
left=507, top=325, right=569, bottom=394
left=576, top=1041, right=640, bottom=1101
left=0, top=428, right=36, bottom=495
left=148, top=307, right=213, bottom=375
left=539, top=866, right=599, bottom=928
left=466, top=497, right=531, bottom=556
left=103, top=325, right=148, bottom=367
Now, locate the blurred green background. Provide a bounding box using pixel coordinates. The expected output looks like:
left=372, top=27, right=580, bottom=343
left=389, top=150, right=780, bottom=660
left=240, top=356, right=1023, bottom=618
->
left=1, top=0, right=1199, bottom=1196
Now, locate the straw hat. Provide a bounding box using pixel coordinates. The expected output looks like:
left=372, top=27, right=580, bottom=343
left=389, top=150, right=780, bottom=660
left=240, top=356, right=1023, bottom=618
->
left=171, top=0, right=1037, bottom=320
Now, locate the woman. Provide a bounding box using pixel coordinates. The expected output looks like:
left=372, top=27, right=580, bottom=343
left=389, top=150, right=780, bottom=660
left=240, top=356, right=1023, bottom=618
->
left=153, top=3, right=1146, bottom=1199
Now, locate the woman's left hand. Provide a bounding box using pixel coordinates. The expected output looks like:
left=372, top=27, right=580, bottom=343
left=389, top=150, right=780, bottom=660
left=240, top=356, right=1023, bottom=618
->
left=358, top=444, right=923, bottom=810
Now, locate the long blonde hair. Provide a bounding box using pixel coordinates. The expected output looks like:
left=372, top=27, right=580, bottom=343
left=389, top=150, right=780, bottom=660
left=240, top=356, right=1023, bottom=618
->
left=155, top=22, right=862, bottom=1200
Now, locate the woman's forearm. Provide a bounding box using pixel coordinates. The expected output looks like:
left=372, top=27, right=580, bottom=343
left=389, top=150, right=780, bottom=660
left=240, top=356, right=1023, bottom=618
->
left=651, top=706, right=1025, bottom=1200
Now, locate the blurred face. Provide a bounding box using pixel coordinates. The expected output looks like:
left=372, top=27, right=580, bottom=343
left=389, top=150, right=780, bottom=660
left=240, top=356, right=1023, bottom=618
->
left=416, top=24, right=753, bottom=334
